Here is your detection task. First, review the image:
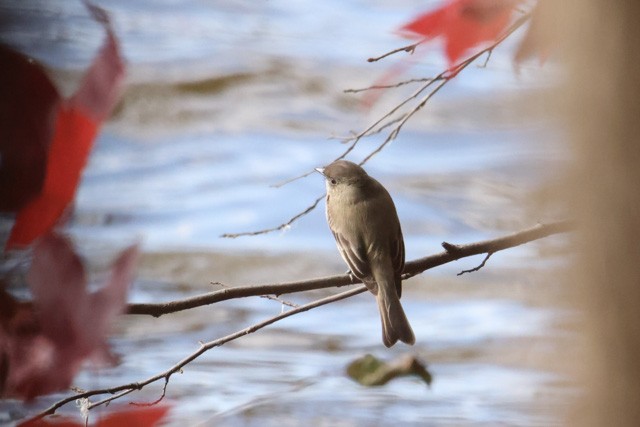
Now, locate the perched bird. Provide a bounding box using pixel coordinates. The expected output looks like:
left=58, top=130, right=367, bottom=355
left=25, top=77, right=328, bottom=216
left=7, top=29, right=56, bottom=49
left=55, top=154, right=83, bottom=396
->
left=316, top=160, right=415, bottom=347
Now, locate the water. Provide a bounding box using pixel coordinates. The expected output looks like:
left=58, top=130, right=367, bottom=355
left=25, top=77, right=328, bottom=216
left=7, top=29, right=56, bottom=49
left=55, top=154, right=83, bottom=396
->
left=0, top=0, right=576, bottom=425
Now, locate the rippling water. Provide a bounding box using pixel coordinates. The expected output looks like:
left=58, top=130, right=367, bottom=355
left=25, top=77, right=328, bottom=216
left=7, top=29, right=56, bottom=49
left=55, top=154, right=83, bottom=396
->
left=1, top=1, right=575, bottom=425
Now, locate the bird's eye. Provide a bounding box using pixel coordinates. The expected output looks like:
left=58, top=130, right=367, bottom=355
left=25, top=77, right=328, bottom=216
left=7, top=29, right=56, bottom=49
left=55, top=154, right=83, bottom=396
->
left=330, top=179, right=337, bottom=185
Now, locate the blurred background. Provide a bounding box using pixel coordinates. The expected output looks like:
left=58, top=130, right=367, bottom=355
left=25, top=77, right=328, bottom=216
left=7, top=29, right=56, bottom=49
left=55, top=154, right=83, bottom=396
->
left=0, top=1, right=577, bottom=425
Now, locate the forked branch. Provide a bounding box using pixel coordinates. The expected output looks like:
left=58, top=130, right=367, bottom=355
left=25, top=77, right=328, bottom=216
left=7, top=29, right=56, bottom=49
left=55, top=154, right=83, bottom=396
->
left=222, top=12, right=532, bottom=239
left=29, top=220, right=571, bottom=421
left=130, top=220, right=572, bottom=317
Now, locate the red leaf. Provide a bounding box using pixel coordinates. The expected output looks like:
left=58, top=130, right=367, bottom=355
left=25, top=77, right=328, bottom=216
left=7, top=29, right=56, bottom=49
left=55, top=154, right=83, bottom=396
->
left=398, top=0, right=519, bottom=67
left=2, top=233, right=138, bottom=400
left=19, top=405, right=171, bottom=427
left=6, top=108, right=98, bottom=249
left=0, top=45, right=60, bottom=211
left=5, top=3, right=125, bottom=250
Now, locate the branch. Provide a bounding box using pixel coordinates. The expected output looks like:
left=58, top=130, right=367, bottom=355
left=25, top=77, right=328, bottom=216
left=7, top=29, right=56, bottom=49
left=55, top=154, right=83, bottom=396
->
left=129, top=220, right=573, bottom=317
left=127, top=267, right=356, bottom=317
left=222, top=12, right=532, bottom=239
left=366, top=10, right=530, bottom=66
left=352, top=13, right=533, bottom=165
left=406, top=219, right=572, bottom=278
left=220, top=194, right=325, bottom=238
left=367, top=40, right=423, bottom=62
left=456, top=252, right=493, bottom=276
left=27, top=286, right=365, bottom=422
left=343, top=77, right=437, bottom=94
left=28, top=220, right=571, bottom=421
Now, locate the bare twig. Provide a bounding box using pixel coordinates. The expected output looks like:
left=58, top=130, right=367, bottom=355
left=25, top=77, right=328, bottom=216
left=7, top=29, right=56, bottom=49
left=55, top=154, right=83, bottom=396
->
left=129, top=376, right=170, bottom=407
left=367, top=40, right=424, bottom=62
left=220, top=194, right=324, bottom=238
left=84, top=387, right=135, bottom=411
left=211, top=281, right=298, bottom=308
left=360, top=77, right=449, bottom=164
left=479, top=49, right=493, bottom=68
left=352, top=12, right=532, bottom=144
left=343, top=77, right=437, bottom=94
left=270, top=169, right=318, bottom=188
left=260, top=294, right=299, bottom=308
left=402, top=219, right=572, bottom=279
left=357, top=13, right=532, bottom=165
left=456, top=252, right=493, bottom=276
left=269, top=138, right=362, bottom=189
left=368, top=9, right=530, bottom=66
left=129, top=220, right=572, bottom=317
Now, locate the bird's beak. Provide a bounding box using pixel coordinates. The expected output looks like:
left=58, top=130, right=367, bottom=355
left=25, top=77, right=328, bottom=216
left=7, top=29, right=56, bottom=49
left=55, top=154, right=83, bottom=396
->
left=315, top=167, right=325, bottom=176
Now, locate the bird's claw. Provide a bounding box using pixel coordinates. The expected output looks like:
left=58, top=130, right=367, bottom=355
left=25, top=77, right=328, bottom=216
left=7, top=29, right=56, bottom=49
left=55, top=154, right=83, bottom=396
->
left=345, top=270, right=358, bottom=283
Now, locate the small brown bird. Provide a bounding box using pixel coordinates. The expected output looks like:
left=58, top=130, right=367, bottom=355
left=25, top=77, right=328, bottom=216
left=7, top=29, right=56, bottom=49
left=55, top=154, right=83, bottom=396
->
left=316, top=160, right=415, bottom=347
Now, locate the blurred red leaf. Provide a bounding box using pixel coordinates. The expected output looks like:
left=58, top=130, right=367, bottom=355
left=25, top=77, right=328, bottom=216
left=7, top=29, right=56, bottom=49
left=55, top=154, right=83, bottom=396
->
left=19, top=405, right=170, bottom=427
left=6, top=108, right=98, bottom=250
left=0, top=45, right=60, bottom=211
left=5, top=3, right=125, bottom=250
left=1, top=233, right=138, bottom=400
left=398, top=0, right=519, bottom=67
left=0, top=287, right=36, bottom=397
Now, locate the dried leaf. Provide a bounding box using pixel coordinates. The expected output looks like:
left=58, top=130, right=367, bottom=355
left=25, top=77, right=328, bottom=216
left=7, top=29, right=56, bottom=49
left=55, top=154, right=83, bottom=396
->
left=346, top=353, right=432, bottom=387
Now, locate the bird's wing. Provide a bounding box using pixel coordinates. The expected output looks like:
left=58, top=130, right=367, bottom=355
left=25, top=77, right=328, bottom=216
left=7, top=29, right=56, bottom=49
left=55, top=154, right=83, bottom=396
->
left=332, top=230, right=371, bottom=281
left=391, top=228, right=405, bottom=298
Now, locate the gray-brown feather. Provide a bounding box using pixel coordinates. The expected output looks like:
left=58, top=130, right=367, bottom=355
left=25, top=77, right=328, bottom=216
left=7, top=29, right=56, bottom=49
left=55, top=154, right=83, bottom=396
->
left=321, top=160, right=414, bottom=346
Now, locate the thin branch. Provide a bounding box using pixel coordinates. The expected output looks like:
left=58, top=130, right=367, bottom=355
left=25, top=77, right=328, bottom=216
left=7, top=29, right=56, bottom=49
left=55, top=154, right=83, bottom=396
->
left=127, top=268, right=355, bottom=317
left=331, top=114, right=410, bottom=153
left=27, top=287, right=365, bottom=422
left=357, top=13, right=532, bottom=165
left=220, top=194, right=325, bottom=238
left=129, top=376, right=170, bottom=407
left=129, top=220, right=572, bottom=317
left=368, top=10, right=530, bottom=65
left=366, top=40, right=424, bottom=62
left=402, top=219, right=572, bottom=279
left=343, top=12, right=532, bottom=151
left=347, top=75, right=442, bottom=142
left=456, top=252, right=493, bottom=276
left=89, top=387, right=136, bottom=410
left=270, top=169, right=317, bottom=188
left=343, top=77, right=437, bottom=94
left=211, top=281, right=299, bottom=308
left=479, top=49, right=493, bottom=68
left=360, top=77, right=449, bottom=165
left=260, top=294, right=299, bottom=308
left=269, top=137, right=362, bottom=189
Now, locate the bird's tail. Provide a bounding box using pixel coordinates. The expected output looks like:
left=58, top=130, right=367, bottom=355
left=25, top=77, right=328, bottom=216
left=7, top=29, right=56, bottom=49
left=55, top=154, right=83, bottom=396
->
left=377, top=286, right=415, bottom=348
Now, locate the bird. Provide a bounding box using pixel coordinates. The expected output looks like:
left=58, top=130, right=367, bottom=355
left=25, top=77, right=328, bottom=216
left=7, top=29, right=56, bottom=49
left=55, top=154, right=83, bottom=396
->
left=316, top=160, right=415, bottom=347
